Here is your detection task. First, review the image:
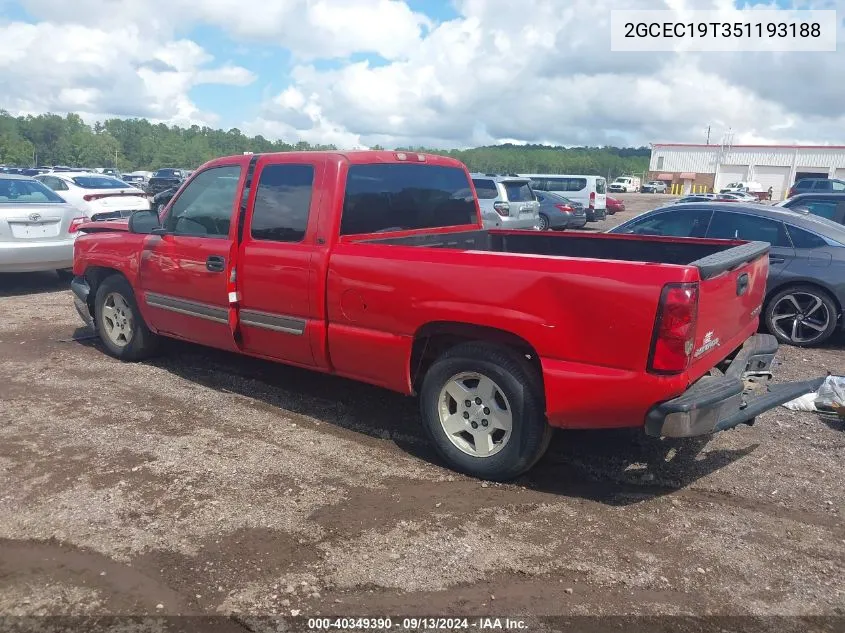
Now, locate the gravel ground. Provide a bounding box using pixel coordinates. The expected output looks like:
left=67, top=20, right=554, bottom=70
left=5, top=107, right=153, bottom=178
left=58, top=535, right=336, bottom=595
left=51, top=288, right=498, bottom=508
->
left=1, top=194, right=844, bottom=627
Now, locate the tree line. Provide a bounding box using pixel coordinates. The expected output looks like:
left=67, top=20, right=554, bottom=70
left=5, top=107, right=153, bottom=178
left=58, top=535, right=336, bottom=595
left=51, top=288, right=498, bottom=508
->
left=0, top=111, right=650, bottom=177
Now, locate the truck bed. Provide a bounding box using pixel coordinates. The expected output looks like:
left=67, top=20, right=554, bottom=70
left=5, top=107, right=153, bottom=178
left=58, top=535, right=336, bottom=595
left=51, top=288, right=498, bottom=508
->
left=360, top=229, right=769, bottom=280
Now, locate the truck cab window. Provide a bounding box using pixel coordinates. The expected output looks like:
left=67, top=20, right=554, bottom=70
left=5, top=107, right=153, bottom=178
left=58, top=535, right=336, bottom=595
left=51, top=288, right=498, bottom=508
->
left=165, top=165, right=241, bottom=238
left=341, top=164, right=477, bottom=235
left=250, top=164, right=314, bottom=242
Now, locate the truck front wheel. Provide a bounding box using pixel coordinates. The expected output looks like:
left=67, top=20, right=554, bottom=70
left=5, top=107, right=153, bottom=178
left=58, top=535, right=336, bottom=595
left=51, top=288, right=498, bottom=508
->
left=419, top=342, right=552, bottom=481
left=94, top=274, right=160, bottom=361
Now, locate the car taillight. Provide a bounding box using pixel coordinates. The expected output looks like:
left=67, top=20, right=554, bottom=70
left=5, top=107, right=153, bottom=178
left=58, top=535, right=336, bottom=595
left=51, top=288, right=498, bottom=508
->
left=554, top=204, right=573, bottom=213
left=83, top=194, right=103, bottom=202
left=648, top=282, right=699, bottom=374
left=493, top=201, right=510, bottom=216
left=589, top=191, right=596, bottom=208
left=68, top=217, right=86, bottom=233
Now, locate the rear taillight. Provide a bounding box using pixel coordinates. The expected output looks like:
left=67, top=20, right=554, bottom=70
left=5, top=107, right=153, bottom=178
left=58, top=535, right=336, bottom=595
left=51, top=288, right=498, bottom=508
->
left=554, top=204, right=573, bottom=213
left=493, top=201, right=510, bottom=217
left=68, top=217, right=86, bottom=233
left=589, top=191, right=596, bottom=208
left=83, top=194, right=102, bottom=202
left=648, top=282, right=699, bottom=374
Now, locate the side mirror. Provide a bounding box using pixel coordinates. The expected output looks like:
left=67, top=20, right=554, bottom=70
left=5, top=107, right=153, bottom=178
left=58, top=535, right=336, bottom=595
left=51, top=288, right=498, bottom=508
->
left=128, top=209, right=161, bottom=234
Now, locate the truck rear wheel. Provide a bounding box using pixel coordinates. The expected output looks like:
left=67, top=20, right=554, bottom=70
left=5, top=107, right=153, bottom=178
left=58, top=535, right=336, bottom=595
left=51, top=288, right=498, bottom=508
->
left=94, top=274, right=160, bottom=361
left=419, top=342, right=552, bottom=481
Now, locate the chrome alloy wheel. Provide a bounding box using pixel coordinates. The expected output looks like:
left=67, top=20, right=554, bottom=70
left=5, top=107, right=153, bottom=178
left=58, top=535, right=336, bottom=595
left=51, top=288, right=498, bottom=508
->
left=770, top=291, right=831, bottom=345
left=437, top=371, right=513, bottom=457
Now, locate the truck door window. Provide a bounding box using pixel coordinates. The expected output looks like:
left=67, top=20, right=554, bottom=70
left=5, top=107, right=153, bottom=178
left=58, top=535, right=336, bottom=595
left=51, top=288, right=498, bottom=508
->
left=707, top=211, right=790, bottom=247
left=341, top=164, right=477, bottom=235
left=250, top=164, right=314, bottom=242
left=165, top=165, right=242, bottom=238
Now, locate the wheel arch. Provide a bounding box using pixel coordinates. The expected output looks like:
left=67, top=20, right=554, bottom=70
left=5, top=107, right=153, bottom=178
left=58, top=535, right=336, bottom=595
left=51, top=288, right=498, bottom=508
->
left=81, top=266, right=128, bottom=317
left=410, top=321, right=544, bottom=395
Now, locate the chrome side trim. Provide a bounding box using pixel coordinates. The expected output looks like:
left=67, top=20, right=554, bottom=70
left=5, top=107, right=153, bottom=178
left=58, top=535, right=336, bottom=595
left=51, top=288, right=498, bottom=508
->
left=240, top=309, right=306, bottom=335
left=145, top=292, right=229, bottom=324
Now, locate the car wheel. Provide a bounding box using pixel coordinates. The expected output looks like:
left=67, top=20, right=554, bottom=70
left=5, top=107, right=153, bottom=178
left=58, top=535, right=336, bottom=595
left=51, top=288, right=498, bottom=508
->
left=764, top=285, right=839, bottom=348
left=56, top=268, right=74, bottom=283
left=419, top=341, right=553, bottom=481
left=538, top=214, right=549, bottom=231
left=94, top=274, right=160, bottom=361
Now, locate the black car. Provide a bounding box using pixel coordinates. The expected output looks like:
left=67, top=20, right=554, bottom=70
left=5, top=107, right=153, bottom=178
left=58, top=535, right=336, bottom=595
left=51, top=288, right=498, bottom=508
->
left=608, top=201, right=845, bottom=347
left=778, top=192, right=845, bottom=226
left=787, top=178, right=845, bottom=198
left=147, top=168, right=189, bottom=196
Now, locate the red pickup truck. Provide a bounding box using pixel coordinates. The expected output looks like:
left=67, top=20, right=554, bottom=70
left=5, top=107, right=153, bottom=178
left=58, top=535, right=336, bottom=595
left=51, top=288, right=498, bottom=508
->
left=70, top=151, right=823, bottom=481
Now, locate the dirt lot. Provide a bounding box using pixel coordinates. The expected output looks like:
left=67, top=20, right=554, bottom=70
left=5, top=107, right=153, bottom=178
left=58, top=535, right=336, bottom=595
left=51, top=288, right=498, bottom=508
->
left=1, top=194, right=844, bottom=628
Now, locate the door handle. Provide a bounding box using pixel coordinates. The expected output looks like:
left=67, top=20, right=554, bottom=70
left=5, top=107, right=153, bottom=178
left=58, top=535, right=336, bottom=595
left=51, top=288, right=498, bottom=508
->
left=206, top=255, right=225, bottom=272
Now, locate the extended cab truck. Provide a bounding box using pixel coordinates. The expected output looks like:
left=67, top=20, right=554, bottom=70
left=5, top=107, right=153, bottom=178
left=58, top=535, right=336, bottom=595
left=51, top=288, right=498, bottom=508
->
left=70, top=151, right=824, bottom=481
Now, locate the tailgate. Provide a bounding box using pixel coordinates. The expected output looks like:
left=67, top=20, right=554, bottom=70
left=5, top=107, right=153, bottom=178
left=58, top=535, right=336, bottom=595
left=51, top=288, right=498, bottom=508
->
left=688, top=241, right=770, bottom=380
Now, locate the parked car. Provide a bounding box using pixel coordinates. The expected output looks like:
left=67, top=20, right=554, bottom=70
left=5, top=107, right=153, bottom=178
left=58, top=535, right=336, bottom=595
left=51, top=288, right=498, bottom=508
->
left=69, top=150, right=821, bottom=480
left=777, top=192, right=845, bottom=225
left=519, top=173, right=607, bottom=221
left=641, top=181, right=668, bottom=194
left=150, top=187, right=177, bottom=214
left=35, top=172, right=150, bottom=221
left=534, top=191, right=587, bottom=230
left=606, top=196, right=625, bottom=215
left=0, top=174, right=85, bottom=279
left=608, top=202, right=845, bottom=347
left=147, top=168, right=190, bottom=196
left=678, top=195, right=718, bottom=203
left=787, top=178, right=845, bottom=199
left=469, top=173, right=540, bottom=230
left=608, top=176, right=641, bottom=193
left=121, top=171, right=153, bottom=193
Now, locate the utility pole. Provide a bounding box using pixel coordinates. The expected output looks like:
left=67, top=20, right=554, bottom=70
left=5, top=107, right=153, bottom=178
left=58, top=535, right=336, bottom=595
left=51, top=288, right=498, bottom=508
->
left=706, top=126, right=711, bottom=145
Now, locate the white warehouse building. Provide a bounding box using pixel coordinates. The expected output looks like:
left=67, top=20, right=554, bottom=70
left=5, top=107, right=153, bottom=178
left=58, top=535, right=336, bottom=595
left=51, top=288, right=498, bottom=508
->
left=647, top=143, right=845, bottom=200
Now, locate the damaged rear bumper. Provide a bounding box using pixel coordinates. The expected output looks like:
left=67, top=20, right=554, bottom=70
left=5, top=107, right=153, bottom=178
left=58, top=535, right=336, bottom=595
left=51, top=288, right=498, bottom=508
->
left=645, top=333, right=825, bottom=438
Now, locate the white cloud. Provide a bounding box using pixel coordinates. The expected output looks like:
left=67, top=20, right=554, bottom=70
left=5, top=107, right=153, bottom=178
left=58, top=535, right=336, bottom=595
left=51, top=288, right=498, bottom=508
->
left=3, top=0, right=845, bottom=148
left=242, top=0, right=845, bottom=148
left=0, top=20, right=255, bottom=127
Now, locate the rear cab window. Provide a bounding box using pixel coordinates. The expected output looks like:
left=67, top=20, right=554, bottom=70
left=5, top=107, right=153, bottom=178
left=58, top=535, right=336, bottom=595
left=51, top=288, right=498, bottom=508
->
left=341, top=163, right=478, bottom=235
left=596, top=178, right=606, bottom=194
left=250, top=164, right=314, bottom=243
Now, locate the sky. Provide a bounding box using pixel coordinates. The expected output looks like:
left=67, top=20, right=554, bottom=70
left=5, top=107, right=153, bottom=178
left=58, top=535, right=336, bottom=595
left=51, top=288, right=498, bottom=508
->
left=0, top=0, right=842, bottom=149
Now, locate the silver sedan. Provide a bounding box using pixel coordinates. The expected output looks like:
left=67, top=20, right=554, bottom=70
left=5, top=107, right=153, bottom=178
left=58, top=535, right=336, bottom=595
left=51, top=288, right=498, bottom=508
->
left=0, top=174, right=86, bottom=279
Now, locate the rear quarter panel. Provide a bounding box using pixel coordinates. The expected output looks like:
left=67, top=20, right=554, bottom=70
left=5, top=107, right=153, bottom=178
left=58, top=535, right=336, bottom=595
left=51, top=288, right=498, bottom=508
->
left=326, top=242, right=701, bottom=426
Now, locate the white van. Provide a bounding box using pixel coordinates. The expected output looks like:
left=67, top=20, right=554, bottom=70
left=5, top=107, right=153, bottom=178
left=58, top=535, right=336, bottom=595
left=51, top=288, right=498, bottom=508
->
left=519, top=174, right=607, bottom=221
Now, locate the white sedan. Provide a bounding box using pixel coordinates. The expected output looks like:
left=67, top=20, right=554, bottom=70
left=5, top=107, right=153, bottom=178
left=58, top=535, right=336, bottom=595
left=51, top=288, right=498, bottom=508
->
left=0, top=174, right=86, bottom=278
left=35, top=171, right=150, bottom=221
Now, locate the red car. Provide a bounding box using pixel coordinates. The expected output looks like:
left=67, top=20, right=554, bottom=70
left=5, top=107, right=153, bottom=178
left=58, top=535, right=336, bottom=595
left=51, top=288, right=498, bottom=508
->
left=606, top=196, right=625, bottom=214
left=69, top=150, right=821, bottom=481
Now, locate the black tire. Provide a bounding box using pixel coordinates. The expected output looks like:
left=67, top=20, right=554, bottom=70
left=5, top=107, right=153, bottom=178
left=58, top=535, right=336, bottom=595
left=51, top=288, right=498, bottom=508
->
left=538, top=214, right=550, bottom=231
left=56, top=268, right=74, bottom=283
left=94, top=274, right=160, bottom=361
left=419, top=341, right=553, bottom=481
left=764, top=284, right=839, bottom=348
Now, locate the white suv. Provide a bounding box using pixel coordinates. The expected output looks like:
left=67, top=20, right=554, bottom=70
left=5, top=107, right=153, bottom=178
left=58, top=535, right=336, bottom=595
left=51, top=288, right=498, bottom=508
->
left=470, top=174, right=540, bottom=230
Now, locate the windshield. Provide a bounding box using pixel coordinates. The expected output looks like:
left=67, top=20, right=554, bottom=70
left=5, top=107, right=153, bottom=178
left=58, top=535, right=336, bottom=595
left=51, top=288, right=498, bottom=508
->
left=71, top=176, right=133, bottom=189
left=0, top=177, right=66, bottom=203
